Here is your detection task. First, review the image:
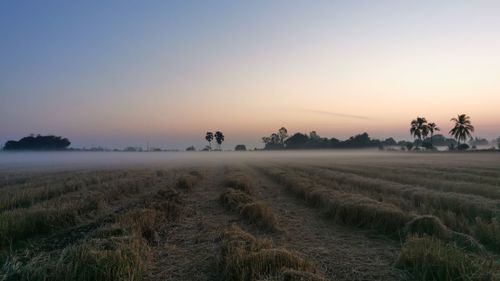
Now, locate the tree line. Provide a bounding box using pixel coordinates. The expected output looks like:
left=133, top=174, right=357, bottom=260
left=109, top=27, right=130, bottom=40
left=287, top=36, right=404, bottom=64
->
left=409, top=114, right=474, bottom=150
left=3, top=135, right=71, bottom=151
left=261, top=114, right=488, bottom=151
left=262, top=127, right=395, bottom=150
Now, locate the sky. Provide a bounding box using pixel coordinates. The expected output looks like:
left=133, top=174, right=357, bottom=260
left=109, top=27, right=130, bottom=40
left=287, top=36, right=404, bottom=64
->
left=1, top=0, right=500, bottom=149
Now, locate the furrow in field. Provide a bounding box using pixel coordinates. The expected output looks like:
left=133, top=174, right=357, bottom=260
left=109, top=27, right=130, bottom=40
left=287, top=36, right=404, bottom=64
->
left=320, top=162, right=500, bottom=186
left=0, top=170, right=170, bottom=249
left=0, top=170, right=137, bottom=212
left=147, top=167, right=237, bottom=281
left=294, top=164, right=500, bottom=220
left=246, top=164, right=404, bottom=281
left=290, top=164, right=500, bottom=252
left=312, top=164, right=500, bottom=200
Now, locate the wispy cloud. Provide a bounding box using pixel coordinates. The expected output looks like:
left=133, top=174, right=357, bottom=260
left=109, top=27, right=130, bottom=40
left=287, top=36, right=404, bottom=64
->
left=301, top=109, right=372, bottom=120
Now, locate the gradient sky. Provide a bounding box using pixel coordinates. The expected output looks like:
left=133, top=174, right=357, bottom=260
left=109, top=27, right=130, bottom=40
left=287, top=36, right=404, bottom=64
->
left=1, top=1, right=499, bottom=149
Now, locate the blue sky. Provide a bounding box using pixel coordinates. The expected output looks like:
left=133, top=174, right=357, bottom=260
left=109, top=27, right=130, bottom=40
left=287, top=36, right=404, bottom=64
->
left=1, top=1, right=499, bottom=149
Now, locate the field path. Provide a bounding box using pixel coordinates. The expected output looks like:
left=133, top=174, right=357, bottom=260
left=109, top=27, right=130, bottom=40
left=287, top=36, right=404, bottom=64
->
left=246, top=164, right=405, bottom=281
left=147, top=166, right=238, bottom=281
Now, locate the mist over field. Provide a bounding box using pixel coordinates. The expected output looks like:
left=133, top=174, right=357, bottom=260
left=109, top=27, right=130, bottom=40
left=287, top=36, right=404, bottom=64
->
left=1, top=150, right=498, bottom=171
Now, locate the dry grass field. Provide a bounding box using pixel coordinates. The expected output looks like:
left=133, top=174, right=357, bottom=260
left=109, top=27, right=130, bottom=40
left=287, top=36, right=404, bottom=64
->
left=1, top=151, right=500, bottom=281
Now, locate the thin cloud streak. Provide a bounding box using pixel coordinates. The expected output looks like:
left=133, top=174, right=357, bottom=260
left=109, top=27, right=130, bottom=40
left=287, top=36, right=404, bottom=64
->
left=302, top=109, right=373, bottom=120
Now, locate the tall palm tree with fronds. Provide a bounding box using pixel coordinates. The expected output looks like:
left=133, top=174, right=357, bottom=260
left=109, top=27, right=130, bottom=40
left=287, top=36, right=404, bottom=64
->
left=410, top=117, right=428, bottom=149
left=205, top=132, right=214, bottom=151
left=449, top=114, right=474, bottom=148
left=427, top=122, right=440, bottom=147
left=214, top=131, right=225, bottom=150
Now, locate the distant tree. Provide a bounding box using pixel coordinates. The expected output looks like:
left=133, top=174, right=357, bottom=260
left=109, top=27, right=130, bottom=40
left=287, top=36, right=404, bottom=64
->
left=214, top=131, right=224, bottom=150
left=342, top=132, right=377, bottom=148
left=234, top=144, right=247, bottom=151
left=427, top=122, right=440, bottom=147
left=271, top=133, right=280, bottom=145
left=3, top=135, right=70, bottom=151
left=186, top=145, right=196, bottom=151
left=469, top=137, right=489, bottom=147
left=205, top=132, right=214, bottom=151
left=309, top=131, right=320, bottom=141
left=285, top=133, right=309, bottom=149
left=278, top=127, right=288, bottom=146
left=410, top=117, right=428, bottom=149
left=382, top=138, right=397, bottom=147
left=329, top=138, right=341, bottom=148
left=406, top=143, right=414, bottom=151
left=497, top=137, right=500, bottom=150
left=449, top=114, right=474, bottom=148
left=262, top=128, right=287, bottom=149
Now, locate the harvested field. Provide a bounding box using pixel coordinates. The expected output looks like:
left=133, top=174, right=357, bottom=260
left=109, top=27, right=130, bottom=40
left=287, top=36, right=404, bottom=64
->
left=1, top=151, right=500, bottom=280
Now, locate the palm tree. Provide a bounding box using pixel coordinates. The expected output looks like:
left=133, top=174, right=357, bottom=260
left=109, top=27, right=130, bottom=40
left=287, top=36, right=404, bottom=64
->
left=427, top=122, right=440, bottom=147
left=214, top=131, right=225, bottom=150
left=410, top=117, right=428, bottom=149
left=449, top=114, right=474, bottom=148
left=205, top=132, right=214, bottom=151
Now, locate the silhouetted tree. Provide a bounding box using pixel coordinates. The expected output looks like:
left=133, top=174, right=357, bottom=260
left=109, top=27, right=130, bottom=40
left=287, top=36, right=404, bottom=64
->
left=285, top=133, right=309, bottom=149
left=214, top=131, right=224, bottom=150
left=234, top=144, right=246, bottom=151
left=3, top=135, right=70, bottom=151
left=382, top=138, right=397, bottom=147
left=341, top=132, right=378, bottom=148
left=205, top=132, right=214, bottom=151
left=449, top=114, right=474, bottom=148
left=427, top=122, right=440, bottom=147
left=278, top=127, right=288, bottom=146
left=410, top=117, right=428, bottom=149
left=309, top=131, right=320, bottom=141
left=262, top=128, right=287, bottom=149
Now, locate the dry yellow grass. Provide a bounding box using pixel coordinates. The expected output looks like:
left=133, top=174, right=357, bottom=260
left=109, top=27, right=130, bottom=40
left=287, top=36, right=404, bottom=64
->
left=219, top=225, right=323, bottom=281
left=397, top=235, right=496, bottom=281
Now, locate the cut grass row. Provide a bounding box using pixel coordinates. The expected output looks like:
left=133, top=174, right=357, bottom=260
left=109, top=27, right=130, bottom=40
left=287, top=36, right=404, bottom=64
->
left=292, top=165, right=500, bottom=250
left=0, top=170, right=131, bottom=192
left=1, top=182, right=186, bottom=281
left=220, top=171, right=280, bottom=232
left=0, top=170, right=134, bottom=212
left=256, top=165, right=499, bottom=280
left=316, top=164, right=500, bottom=199
left=0, top=173, right=166, bottom=249
left=257, top=166, right=411, bottom=235
left=297, top=165, right=495, bottom=219
left=219, top=224, right=326, bottom=281
left=398, top=235, right=497, bottom=281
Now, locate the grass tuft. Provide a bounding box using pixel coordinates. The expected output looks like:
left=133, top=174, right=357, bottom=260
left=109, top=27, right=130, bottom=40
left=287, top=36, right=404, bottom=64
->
left=240, top=202, right=280, bottom=232
left=176, top=171, right=203, bottom=190
left=397, top=235, right=496, bottom=281
left=220, top=188, right=254, bottom=211
left=404, top=215, right=451, bottom=239
left=219, top=225, right=322, bottom=281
